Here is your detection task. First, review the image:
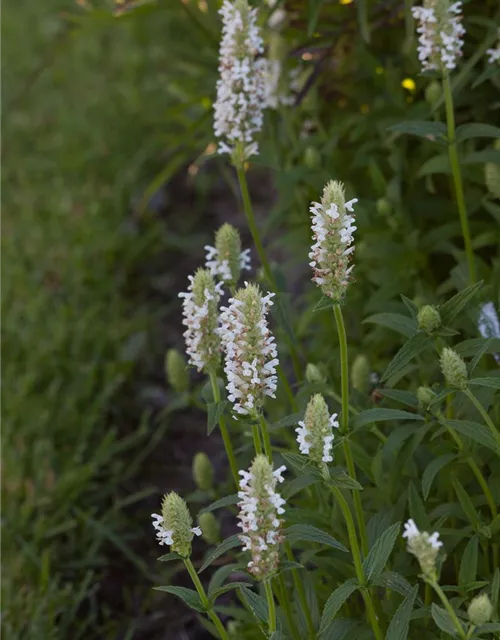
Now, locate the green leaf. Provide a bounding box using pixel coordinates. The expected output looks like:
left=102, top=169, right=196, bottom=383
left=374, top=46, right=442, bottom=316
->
left=408, top=481, right=431, bottom=531
left=307, top=0, right=325, bottom=35
left=459, top=535, right=478, bottom=588
left=284, top=524, right=348, bottom=553
left=209, top=581, right=253, bottom=603
left=272, top=292, right=298, bottom=348
left=207, top=401, right=227, bottom=435
left=363, top=313, right=417, bottom=338
left=418, top=154, right=451, bottom=177
left=388, top=120, right=447, bottom=139
left=313, top=295, right=334, bottom=312
left=452, top=476, right=480, bottom=529
left=455, top=338, right=500, bottom=358
left=439, top=281, right=483, bottom=325
left=362, top=522, right=401, bottom=583
left=157, top=551, right=183, bottom=563
left=462, top=150, right=500, bottom=165
left=353, top=408, right=423, bottom=429
left=153, top=586, right=205, bottom=612
left=319, top=579, right=359, bottom=634
left=283, top=474, right=321, bottom=499
left=320, top=619, right=363, bottom=640
left=373, top=572, right=423, bottom=605
left=199, top=494, right=238, bottom=515
left=422, top=453, right=457, bottom=500
left=199, top=534, right=241, bottom=573
left=469, top=339, right=494, bottom=374
left=281, top=452, right=316, bottom=475
left=376, top=389, right=418, bottom=408
left=327, top=468, right=363, bottom=491
left=476, top=623, right=500, bottom=634
left=208, top=564, right=241, bottom=597
left=239, top=586, right=268, bottom=624
left=469, top=377, right=500, bottom=390
left=381, top=333, right=432, bottom=384
left=385, top=584, right=419, bottom=640
left=491, top=568, right=500, bottom=614
left=444, top=419, right=500, bottom=455
left=455, top=123, right=500, bottom=143
left=268, top=412, right=304, bottom=431
left=431, top=604, right=463, bottom=636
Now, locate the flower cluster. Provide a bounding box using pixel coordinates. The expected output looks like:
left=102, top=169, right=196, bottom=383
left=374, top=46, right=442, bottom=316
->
left=309, top=180, right=357, bottom=302
left=403, top=518, right=443, bottom=579
left=152, top=492, right=201, bottom=557
left=478, top=301, right=500, bottom=363
left=412, top=0, right=465, bottom=72
left=237, top=455, right=286, bottom=580
left=219, top=283, right=279, bottom=416
left=486, top=28, right=500, bottom=64
left=205, top=223, right=251, bottom=287
left=179, top=269, right=223, bottom=373
left=213, top=0, right=267, bottom=162
left=296, top=394, right=339, bottom=465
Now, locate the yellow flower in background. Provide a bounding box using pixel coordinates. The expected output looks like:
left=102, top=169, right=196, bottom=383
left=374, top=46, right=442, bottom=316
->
left=401, top=77, right=416, bottom=92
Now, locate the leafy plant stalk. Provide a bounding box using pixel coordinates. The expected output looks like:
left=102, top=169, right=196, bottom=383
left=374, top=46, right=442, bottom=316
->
left=184, top=558, right=230, bottom=640
left=209, top=371, right=239, bottom=486
left=442, top=72, right=476, bottom=284
left=429, top=579, right=467, bottom=640
left=259, top=413, right=273, bottom=462
left=264, top=579, right=277, bottom=634
left=333, top=304, right=369, bottom=554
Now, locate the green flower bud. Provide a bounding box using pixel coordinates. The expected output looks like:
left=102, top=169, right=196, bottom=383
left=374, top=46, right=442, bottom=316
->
left=165, top=349, right=189, bottom=393
left=205, top=223, right=250, bottom=288
left=296, top=394, right=339, bottom=466
left=467, top=593, right=493, bottom=626
left=305, top=363, right=326, bottom=384
left=440, top=347, right=468, bottom=390
left=151, top=492, right=201, bottom=557
left=425, top=81, right=441, bottom=105
left=192, top=452, right=214, bottom=492
left=376, top=198, right=392, bottom=217
left=198, top=512, right=221, bottom=545
left=417, top=305, right=441, bottom=334
left=417, top=386, right=437, bottom=410
left=351, top=354, right=371, bottom=395
left=304, top=146, right=320, bottom=169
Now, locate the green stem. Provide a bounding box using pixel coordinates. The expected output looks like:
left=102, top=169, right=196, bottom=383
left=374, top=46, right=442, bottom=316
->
left=442, top=73, right=476, bottom=284
left=284, top=541, right=315, bottom=638
left=430, top=580, right=467, bottom=640
left=251, top=418, right=263, bottom=455
left=260, top=413, right=273, bottom=462
left=264, top=579, right=277, bottom=635
left=333, top=305, right=369, bottom=555
left=464, top=388, right=500, bottom=450
left=184, top=558, right=230, bottom=640
left=209, top=371, right=239, bottom=487
left=277, top=574, right=301, bottom=640
left=329, top=484, right=383, bottom=640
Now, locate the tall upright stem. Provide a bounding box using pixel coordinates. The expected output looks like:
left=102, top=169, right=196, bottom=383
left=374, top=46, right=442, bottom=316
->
left=333, top=305, right=369, bottom=555
left=259, top=413, right=273, bottom=462
left=442, top=73, right=476, bottom=284
left=184, top=558, right=230, bottom=640
left=430, top=580, right=467, bottom=639
left=264, top=579, right=277, bottom=634
left=209, top=371, right=239, bottom=487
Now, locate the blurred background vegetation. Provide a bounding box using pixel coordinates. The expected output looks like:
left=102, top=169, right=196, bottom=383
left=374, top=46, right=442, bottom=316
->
left=2, top=0, right=499, bottom=638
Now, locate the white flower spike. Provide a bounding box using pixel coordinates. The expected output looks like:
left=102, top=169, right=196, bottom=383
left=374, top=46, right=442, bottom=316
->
left=296, top=394, right=339, bottom=465
left=403, top=518, right=443, bottom=578
left=204, top=223, right=251, bottom=287
left=152, top=492, right=202, bottom=557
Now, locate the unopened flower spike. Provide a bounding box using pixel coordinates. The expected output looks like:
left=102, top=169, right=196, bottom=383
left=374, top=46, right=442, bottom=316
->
left=205, top=223, right=251, bottom=287
left=152, top=492, right=201, bottom=557
left=213, top=0, right=267, bottom=163
left=412, top=0, right=465, bottom=73
left=309, top=180, right=357, bottom=303
left=237, top=454, right=286, bottom=580
left=219, top=282, right=279, bottom=416
left=179, top=268, right=223, bottom=373
left=403, top=518, right=443, bottom=580
left=165, top=348, right=189, bottom=393
left=296, top=394, right=339, bottom=466
left=440, top=347, right=468, bottom=390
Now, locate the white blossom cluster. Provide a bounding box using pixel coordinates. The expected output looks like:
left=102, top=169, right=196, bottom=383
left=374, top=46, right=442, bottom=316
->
left=486, top=29, right=500, bottom=64
left=214, top=0, right=267, bottom=161
left=237, top=455, right=286, bottom=580
left=478, top=301, right=500, bottom=364
left=403, top=518, right=443, bottom=577
left=205, top=245, right=251, bottom=282
left=219, top=283, right=279, bottom=416
left=412, top=0, right=465, bottom=72
left=151, top=513, right=201, bottom=546
left=309, top=180, right=357, bottom=302
left=296, top=394, right=339, bottom=465
left=179, top=270, right=223, bottom=372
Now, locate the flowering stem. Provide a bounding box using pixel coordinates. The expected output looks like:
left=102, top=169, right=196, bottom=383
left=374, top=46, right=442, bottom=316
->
left=264, top=579, right=277, bottom=634
left=442, top=72, right=476, bottom=285
left=329, top=484, right=383, bottom=640
left=251, top=418, right=263, bottom=455
left=259, top=413, right=273, bottom=462
left=283, top=541, right=316, bottom=638
left=463, top=388, right=500, bottom=450
left=209, top=371, right=239, bottom=487
left=235, top=163, right=303, bottom=387
left=184, top=558, right=230, bottom=640
left=333, top=304, right=369, bottom=555
left=429, top=580, right=467, bottom=640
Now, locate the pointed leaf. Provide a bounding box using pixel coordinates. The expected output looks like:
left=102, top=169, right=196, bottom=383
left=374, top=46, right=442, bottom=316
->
left=239, top=586, right=268, bottom=624
left=422, top=453, right=457, bottom=500
left=363, top=313, right=417, bottom=338
left=327, top=469, right=363, bottom=491
left=208, top=563, right=241, bottom=596
left=452, top=476, right=480, bottom=529
left=283, top=474, right=320, bottom=499
left=373, top=572, right=423, bottom=605
left=313, top=295, right=334, bottom=312
left=207, top=401, right=227, bottom=435
left=385, top=584, right=419, bottom=640
left=444, top=419, right=500, bottom=455
left=459, top=535, right=478, bottom=588
left=388, top=120, right=447, bottom=139
left=376, top=389, right=418, bottom=408
left=439, top=281, right=483, bottom=325
left=209, top=581, right=253, bottom=603
left=353, top=408, right=423, bottom=429
left=154, top=586, right=206, bottom=612
left=455, top=123, right=500, bottom=143
left=320, top=619, right=364, bottom=640
left=199, top=494, right=238, bottom=515
left=431, top=604, right=463, bottom=636
left=362, top=522, right=401, bottom=583
left=381, top=333, right=432, bottom=384
left=319, top=579, right=359, bottom=634
left=469, top=377, right=500, bottom=390
left=455, top=337, right=500, bottom=358
left=469, top=339, right=494, bottom=374
left=200, top=534, right=241, bottom=572
left=408, top=481, right=431, bottom=530
left=157, top=551, right=183, bottom=563
left=284, top=524, right=348, bottom=552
